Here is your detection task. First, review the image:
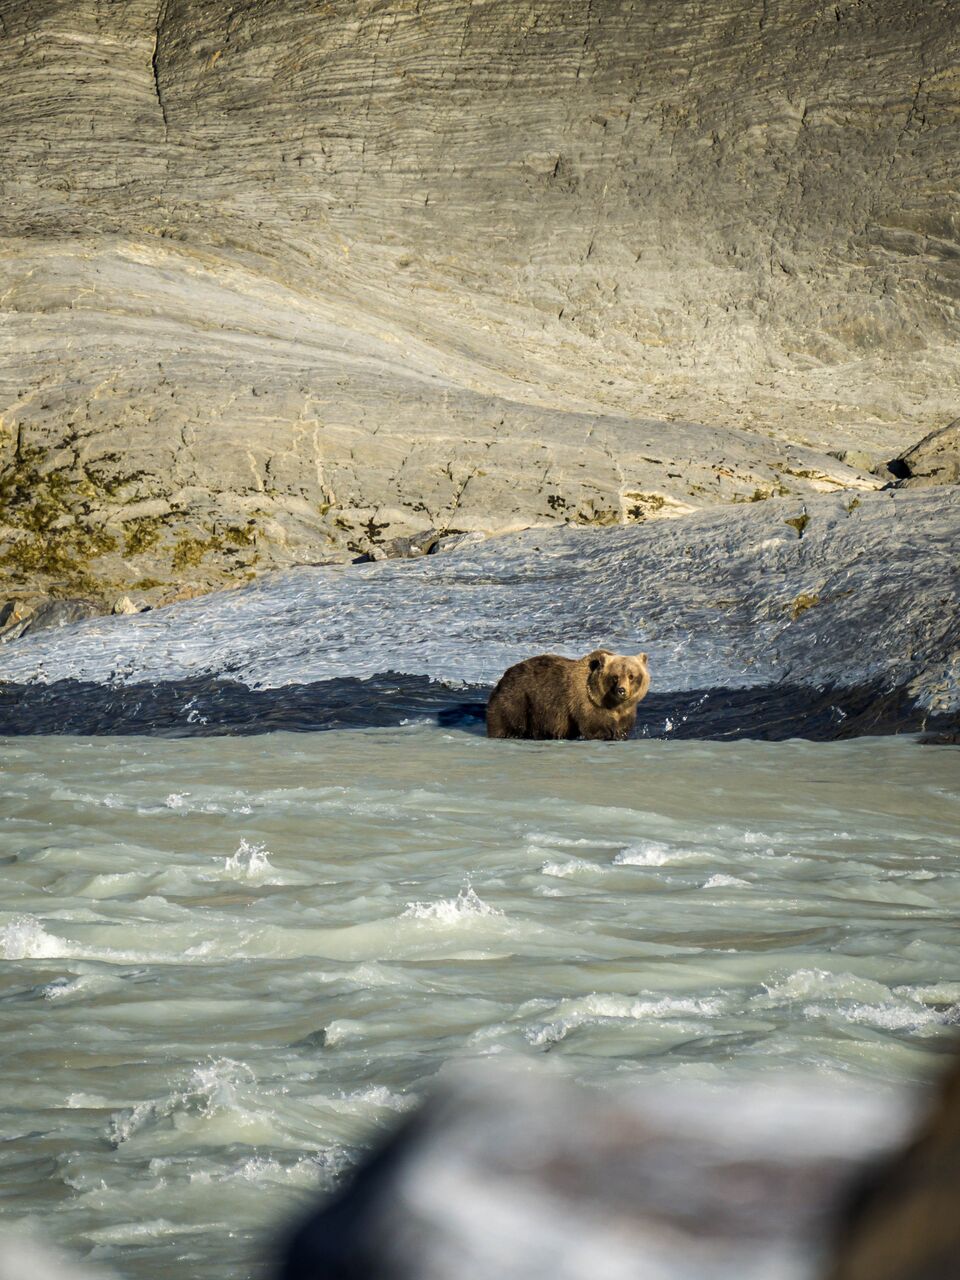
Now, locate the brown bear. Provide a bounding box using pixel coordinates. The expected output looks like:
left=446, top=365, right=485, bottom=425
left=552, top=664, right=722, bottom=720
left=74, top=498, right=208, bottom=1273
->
left=485, top=649, right=650, bottom=741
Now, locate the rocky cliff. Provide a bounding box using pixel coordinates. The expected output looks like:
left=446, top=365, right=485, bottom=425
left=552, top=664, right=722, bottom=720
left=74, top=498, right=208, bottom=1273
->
left=1, top=0, right=958, bottom=602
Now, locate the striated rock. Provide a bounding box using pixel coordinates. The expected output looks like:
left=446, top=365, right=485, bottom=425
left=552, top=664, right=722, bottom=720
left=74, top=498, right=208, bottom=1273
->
left=0, top=598, right=33, bottom=643
left=431, top=531, right=487, bottom=555
left=0, top=595, right=103, bottom=643
left=3, top=1, right=960, bottom=598
left=890, top=419, right=960, bottom=489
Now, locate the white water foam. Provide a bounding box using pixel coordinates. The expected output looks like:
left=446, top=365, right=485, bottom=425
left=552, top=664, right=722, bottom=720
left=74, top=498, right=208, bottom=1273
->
left=527, top=993, right=723, bottom=1046
left=401, top=887, right=502, bottom=923
left=221, top=839, right=276, bottom=881
left=613, top=841, right=700, bottom=867
left=0, top=916, right=68, bottom=960
left=540, top=858, right=604, bottom=879
left=108, top=1058, right=261, bottom=1148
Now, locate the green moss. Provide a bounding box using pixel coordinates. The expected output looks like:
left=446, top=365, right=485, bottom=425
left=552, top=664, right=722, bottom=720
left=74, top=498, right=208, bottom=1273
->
left=133, top=577, right=163, bottom=590
left=576, top=499, right=621, bottom=526
left=845, top=496, right=861, bottom=514
left=171, top=533, right=218, bottom=569
left=784, top=513, right=810, bottom=537
left=788, top=591, right=820, bottom=620
left=625, top=492, right=668, bottom=522
left=223, top=521, right=256, bottom=547
left=123, top=517, right=163, bottom=556
left=737, top=479, right=788, bottom=501
left=0, top=443, right=117, bottom=593
left=169, top=524, right=258, bottom=569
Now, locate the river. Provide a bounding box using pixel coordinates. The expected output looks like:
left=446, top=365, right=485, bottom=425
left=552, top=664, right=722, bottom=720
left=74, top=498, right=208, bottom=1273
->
left=2, top=727, right=958, bottom=1279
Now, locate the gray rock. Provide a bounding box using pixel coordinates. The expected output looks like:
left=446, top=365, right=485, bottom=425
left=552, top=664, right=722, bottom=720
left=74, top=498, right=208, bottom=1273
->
left=828, top=1057, right=960, bottom=1280
left=368, top=530, right=444, bottom=561
left=0, top=598, right=34, bottom=643
left=278, top=1066, right=912, bottom=1280
left=431, top=531, right=488, bottom=555
left=891, top=419, right=960, bottom=489
left=0, top=596, right=102, bottom=643
left=111, top=594, right=145, bottom=615
left=23, top=598, right=103, bottom=634
left=3, top=1, right=958, bottom=599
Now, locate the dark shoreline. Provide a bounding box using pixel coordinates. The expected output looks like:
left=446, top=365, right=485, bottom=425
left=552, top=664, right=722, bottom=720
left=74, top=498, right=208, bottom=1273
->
left=0, top=673, right=954, bottom=741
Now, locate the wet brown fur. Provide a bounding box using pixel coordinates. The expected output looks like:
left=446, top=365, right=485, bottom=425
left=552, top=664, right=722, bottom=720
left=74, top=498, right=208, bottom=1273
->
left=485, top=649, right=650, bottom=741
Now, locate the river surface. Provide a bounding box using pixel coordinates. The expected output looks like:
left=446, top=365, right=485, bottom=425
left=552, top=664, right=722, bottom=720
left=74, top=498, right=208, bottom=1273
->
left=1, top=727, right=959, bottom=1279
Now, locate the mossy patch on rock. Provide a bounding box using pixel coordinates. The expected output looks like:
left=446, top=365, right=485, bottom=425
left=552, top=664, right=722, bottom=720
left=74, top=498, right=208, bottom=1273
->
left=123, top=517, right=164, bottom=556
left=788, top=591, right=820, bottom=619
left=170, top=524, right=260, bottom=570
left=784, top=513, right=810, bottom=537
left=0, top=444, right=118, bottom=595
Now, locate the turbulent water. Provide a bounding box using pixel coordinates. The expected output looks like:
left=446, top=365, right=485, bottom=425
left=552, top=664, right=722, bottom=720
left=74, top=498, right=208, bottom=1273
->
left=2, top=726, right=959, bottom=1279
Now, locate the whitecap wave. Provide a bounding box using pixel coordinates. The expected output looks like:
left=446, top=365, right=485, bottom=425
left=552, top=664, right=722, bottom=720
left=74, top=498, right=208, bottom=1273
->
left=802, top=1001, right=944, bottom=1032
left=108, top=1058, right=262, bottom=1147
left=0, top=916, right=68, bottom=960
left=527, top=992, right=722, bottom=1046
left=221, top=838, right=276, bottom=881
left=540, top=858, right=603, bottom=879
left=401, top=887, right=502, bottom=923
left=613, top=841, right=699, bottom=867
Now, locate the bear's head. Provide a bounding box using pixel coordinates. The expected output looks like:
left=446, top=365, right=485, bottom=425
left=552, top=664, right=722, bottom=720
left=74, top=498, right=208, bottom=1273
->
left=586, top=650, right=650, bottom=709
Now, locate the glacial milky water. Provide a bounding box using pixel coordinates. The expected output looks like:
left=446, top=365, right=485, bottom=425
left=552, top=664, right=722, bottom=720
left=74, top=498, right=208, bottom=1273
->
left=1, top=727, right=959, bottom=1279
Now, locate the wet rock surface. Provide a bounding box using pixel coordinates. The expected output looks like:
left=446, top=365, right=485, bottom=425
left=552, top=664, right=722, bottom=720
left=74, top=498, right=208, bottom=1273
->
left=0, top=490, right=956, bottom=738
left=3, top=0, right=959, bottom=597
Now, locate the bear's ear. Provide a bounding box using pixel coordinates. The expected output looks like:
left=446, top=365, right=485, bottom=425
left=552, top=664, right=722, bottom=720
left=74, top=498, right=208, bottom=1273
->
left=636, top=652, right=648, bottom=664
left=586, top=649, right=610, bottom=672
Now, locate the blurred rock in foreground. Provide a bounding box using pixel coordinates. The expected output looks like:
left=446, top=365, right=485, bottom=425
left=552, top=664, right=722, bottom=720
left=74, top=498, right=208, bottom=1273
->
left=277, top=1066, right=918, bottom=1280
left=0, top=1236, right=114, bottom=1280
left=828, top=1057, right=960, bottom=1280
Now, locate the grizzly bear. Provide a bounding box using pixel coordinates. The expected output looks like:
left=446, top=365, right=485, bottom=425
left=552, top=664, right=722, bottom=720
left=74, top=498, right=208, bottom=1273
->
left=485, top=649, right=650, bottom=741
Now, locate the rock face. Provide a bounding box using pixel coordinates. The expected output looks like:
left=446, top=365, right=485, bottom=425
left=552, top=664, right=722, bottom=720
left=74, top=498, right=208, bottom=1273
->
left=891, top=418, right=960, bottom=488
left=2, top=0, right=959, bottom=600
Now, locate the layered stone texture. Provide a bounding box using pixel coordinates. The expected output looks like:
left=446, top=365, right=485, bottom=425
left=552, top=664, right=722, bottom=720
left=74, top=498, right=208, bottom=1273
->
left=1, top=0, right=959, bottom=599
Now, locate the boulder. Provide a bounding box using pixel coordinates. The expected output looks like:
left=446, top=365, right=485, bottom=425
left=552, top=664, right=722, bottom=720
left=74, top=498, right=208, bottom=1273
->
left=0, top=596, right=102, bottom=643
left=827, top=1058, right=960, bottom=1280
left=890, top=420, right=960, bottom=489
left=111, top=595, right=148, bottom=615
left=277, top=1066, right=911, bottom=1280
